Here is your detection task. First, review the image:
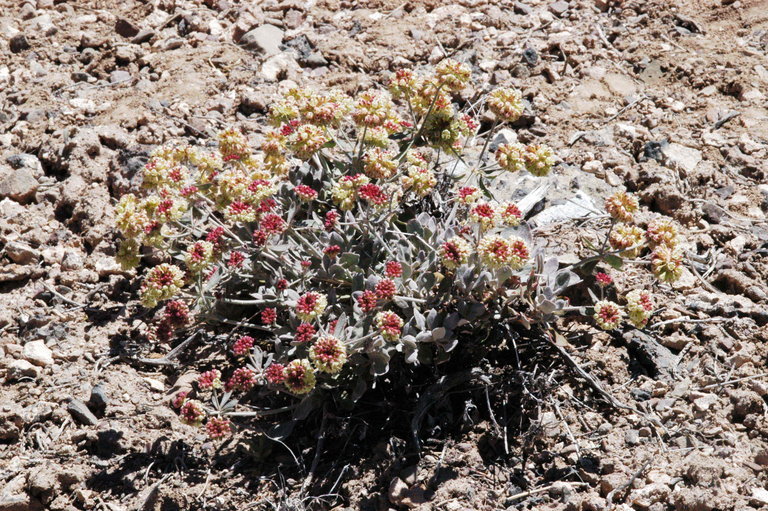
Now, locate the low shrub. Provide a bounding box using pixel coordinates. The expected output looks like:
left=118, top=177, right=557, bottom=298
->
left=115, top=59, right=681, bottom=439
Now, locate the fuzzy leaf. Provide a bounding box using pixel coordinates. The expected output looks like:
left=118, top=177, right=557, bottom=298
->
left=604, top=254, right=624, bottom=270
left=432, top=327, right=446, bottom=341
left=368, top=351, right=390, bottom=376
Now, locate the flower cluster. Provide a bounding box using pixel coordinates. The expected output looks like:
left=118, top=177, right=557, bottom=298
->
left=309, top=336, right=347, bottom=374
left=593, top=301, right=623, bottom=330
left=652, top=245, right=684, bottom=283
left=179, top=400, right=206, bottom=427
left=605, top=191, right=639, bottom=223
left=376, top=311, right=403, bottom=341
left=626, top=290, right=654, bottom=328
left=206, top=417, right=232, bottom=439
left=198, top=369, right=223, bottom=390
left=487, top=88, right=524, bottom=122
left=440, top=237, right=471, bottom=270
left=232, top=335, right=254, bottom=356
left=495, top=142, right=555, bottom=176
left=226, top=367, right=257, bottom=392
left=140, top=264, right=185, bottom=308
left=477, top=235, right=529, bottom=270
left=295, top=292, right=327, bottom=322
left=284, top=359, right=316, bottom=394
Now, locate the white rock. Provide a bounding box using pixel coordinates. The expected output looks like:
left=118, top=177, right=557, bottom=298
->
left=497, top=31, right=517, bottom=46
left=615, top=123, right=638, bottom=139
left=239, top=24, right=283, bottom=56
left=92, top=256, right=123, bottom=277
left=5, top=359, right=40, bottom=380
left=740, top=88, right=765, bottom=102
left=532, top=190, right=600, bottom=226
left=144, top=377, right=165, bottom=392
left=693, top=393, right=718, bottom=412
left=630, top=483, right=670, bottom=509
left=69, top=98, right=97, bottom=115
left=752, top=487, right=768, bottom=505
left=671, top=268, right=697, bottom=292
left=670, top=100, right=685, bottom=113
left=582, top=160, right=603, bottom=173
left=702, top=131, right=726, bottom=147
left=583, top=66, right=606, bottom=80
left=23, top=340, right=53, bottom=367
left=208, top=19, right=223, bottom=37
left=260, top=53, right=298, bottom=82
left=755, top=65, right=768, bottom=83
left=645, top=470, right=672, bottom=485
left=661, top=143, right=701, bottom=173
left=738, top=133, right=763, bottom=155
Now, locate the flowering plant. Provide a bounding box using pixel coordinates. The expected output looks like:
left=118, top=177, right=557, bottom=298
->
left=115, top=60, right=683, bottom=438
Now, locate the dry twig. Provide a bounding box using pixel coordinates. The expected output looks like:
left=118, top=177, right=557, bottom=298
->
left=606, top=459, right=652, bottom=506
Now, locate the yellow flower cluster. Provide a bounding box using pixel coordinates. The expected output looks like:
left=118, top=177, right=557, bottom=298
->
left=309, top=336, right=348, bottom=374
left=434, top=59, right=471, bottom=92
left=652, top=245, right=684, bottom=283
left=626, top=290, right=654, bottom=328
left=605, top=191, right=639, bottom=223
left=487, top=88, right=524, bottom=122
left=331, top=174, right=370, bottom=211
left=523, top=144, right=556, bottom=177
left=593, top=300, right=623, bottom=330
left=439, top=236, right=472, bottom=270
left=284, top=359, right=316, bottom=394
left=477, top=235, right=529, bottom=270
left=362, top=148, right=398, bottom=179
left=184, top=241, right=215, bottom=274
left=352, top=90, right=398, bottom=128
left=495, top=143, right=526, bottom=173
left=140, top=263, right=186, bottom=308
left=609, top=223, right=644, bottom=257
left=288, top=124, right=330, bottom=160
left=401, top=165, right=437, bottom=197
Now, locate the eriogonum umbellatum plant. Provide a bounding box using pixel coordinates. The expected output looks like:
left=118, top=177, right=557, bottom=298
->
left=115, top=59, right=684, bottom=439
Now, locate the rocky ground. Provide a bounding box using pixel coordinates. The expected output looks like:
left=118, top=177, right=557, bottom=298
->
left=1, top=0, right=768, bottom=509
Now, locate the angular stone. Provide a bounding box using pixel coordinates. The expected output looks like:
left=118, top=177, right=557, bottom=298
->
left=109, top=70, right=131, bottom=84
left=261, top=53, right=298, bottom=81
left=631, top=483, right=671, bottom=509
left=9, top=34, right=30, bottom=53
left=131, top=29, right=155, bottom=44
left=239, top=90, right=267, bottom=115
left=95, top=124, right=129, bottom=149
left=625, top=429, right=641, bottom=445
left=531, top=190, right=601, bottom=226
left=661, top=143, right=702, bottom=173
left=5, top=241, right=39, bottom=265
left=66, top=398, right=99, bottom=426
left=23, top=340, right=53, bottom=367
left=239, top=24, right=283, bottom=55
left=0, top=495, right=34, bottom=511
left=115, top=18, right=139, bottom=38
left=6, top=154, right=43, bottom=176
left=0, top=164, right=40, bottom=202
left=549, top=1, right=569, bottom=16
left=0, top=404, right=24, bottom=441
left=514, top=2, right=533, bottom=14
left=692, top=393, right=718, bottom=412
left=5, top=359, right=40, bottom=381
left=88, top=384, right=108, bottom=417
